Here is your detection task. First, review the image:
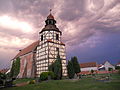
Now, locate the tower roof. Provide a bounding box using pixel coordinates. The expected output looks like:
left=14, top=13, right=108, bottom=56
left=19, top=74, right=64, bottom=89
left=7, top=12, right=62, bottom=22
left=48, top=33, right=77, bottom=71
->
left=47, top=13, right=54, bottom=19
left=47, top=9, right=54, bottom=19
left=80, top=62, right=97, bottom=68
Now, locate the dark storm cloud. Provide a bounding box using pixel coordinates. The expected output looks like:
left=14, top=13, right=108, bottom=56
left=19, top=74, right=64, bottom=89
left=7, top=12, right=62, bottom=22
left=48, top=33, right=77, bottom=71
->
left=11, top=0, right=55, bottom=25
left=59, top=0, right=85, bottom=21
left=94, top=22, right=120, bottom=33
left=67, top=33, right=120, bottom=64
left=12, top=0, right=54, bottom=15
left=62, top=0, right=120, bottom=46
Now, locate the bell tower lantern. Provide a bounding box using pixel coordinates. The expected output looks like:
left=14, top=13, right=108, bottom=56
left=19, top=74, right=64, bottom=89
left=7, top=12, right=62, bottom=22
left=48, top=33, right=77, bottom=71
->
left=45, top=14, right=56, bottom=25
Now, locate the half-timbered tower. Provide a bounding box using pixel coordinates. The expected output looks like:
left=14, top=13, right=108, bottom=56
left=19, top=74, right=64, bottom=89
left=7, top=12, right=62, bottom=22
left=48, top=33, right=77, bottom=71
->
left=36, top=13, right=67, bottom=77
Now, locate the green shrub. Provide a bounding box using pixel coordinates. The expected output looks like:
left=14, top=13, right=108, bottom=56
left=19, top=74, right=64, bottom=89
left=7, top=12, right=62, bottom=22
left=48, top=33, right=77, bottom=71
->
left=115, top=66, right=120, bottom=70
left=108, top=68, right=113, bottom=71
left=39, top=71, right=55, bottom=81
left=28, top=80, right=35, bottom=84
left=48, top=71, right=55, bottom=79
left=40, top=72, right=48, bottom=81
left=0, top=73, right=7, bottom=79
left=0, top=73, right=13, bottom=87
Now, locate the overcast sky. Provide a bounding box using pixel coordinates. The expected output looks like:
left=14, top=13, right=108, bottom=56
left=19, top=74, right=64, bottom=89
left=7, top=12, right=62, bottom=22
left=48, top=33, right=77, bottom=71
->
left=0, top=0, right=120, bottom=69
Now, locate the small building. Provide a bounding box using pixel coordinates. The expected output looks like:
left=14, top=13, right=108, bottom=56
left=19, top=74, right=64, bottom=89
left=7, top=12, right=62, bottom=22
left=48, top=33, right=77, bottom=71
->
left=80, top=62, right=98, bottom=72
left=104, top=61, right=115, bottom=71
left=98, top=61, right=115, bottom=71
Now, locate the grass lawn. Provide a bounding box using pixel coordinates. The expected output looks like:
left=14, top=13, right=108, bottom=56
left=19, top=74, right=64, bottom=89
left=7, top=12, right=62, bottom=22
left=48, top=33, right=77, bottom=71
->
left=3, top=74, right=120, bottom=90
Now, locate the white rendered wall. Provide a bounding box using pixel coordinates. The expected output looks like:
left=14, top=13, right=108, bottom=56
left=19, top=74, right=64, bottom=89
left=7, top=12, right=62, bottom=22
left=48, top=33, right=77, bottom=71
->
left=104, top=61, right=115, bottom=71
left=81, top=67, right=98, bottom=71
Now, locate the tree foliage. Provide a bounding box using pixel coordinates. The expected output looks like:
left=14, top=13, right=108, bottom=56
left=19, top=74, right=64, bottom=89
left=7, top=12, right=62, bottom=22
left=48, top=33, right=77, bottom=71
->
left=0, top=72, right=7, bottom=80
left=67, top=60, right=75, bottom=79
left=67, top=56, right=81, bottom=79
left=71, top=56, right=80, bottom=74
left=0, top=73, right=7, bottom=86
left=0, top=73, right=14, bottom=87
left=91, top=69, right=94, bottom=74
left=49, top=54, right=62, bottom=80
left=115, top=66, right=120, bottom=70
left=108, top=68, right=113, bottom=71
left=10, top=57, right=20, bottom=78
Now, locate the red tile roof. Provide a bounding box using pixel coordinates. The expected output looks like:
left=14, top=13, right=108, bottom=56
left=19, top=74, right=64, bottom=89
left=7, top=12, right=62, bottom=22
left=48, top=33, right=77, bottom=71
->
left=42, top=25, right=59, bottom=30
left=13, top=40, right=39, bottom=59
left=47, top=14, right=54, bottom=19
left=78, top=71, right=91, bottom=75
left=47, top=39, right=65, bottom=46
left=77, top=70, right=118, bottom=75
left=117, top=63, right=120, bottom=65
left=98, top=64, right=103, bottom=67
left=77, top=70, right=97, bottom=75
left=60, top=42, right=65, bottom=45
left=97, top=71, right=109, bottom=74
left=47, top=39, right=52, bottom=42
left=80, top=62, right=97, bottom=68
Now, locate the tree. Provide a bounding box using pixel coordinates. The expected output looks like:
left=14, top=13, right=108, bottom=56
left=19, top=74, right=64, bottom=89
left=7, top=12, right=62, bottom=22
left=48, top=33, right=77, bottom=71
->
left=49, top=54, right=62, bottom=80
left=67, top=60, right=75, bottom=79
left=71, top=56, right=80, bottom=74
left=10, top=61, right=15, bottom=77
left=91, top=69, right=94, bottom=74
left=91, top=69, right=95, bottom=76
left=10, top=57, right=20, bottom=78
left=115, top=66, right=120, bottom=70
left=54, top=54, right=62, bottom=79
left=14, top=57, right=20, bottom=76
left=0, top=72, right=7, bottom=86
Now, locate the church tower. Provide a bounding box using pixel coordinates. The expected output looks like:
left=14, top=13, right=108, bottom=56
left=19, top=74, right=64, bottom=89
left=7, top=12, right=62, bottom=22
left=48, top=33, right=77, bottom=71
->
left=36, top=11, right=67, bottom=77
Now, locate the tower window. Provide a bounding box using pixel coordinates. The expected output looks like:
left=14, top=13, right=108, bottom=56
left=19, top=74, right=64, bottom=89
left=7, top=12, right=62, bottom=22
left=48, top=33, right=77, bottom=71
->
left=41, top=35, right=43, bottom=41
left=56, top=34, right=59, bottom=40
left=51, top=20, right=53, bottom=24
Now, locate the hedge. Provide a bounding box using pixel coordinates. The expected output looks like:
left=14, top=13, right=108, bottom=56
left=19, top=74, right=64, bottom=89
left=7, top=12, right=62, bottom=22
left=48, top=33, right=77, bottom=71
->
left=39, top=71, right=55, bottom=81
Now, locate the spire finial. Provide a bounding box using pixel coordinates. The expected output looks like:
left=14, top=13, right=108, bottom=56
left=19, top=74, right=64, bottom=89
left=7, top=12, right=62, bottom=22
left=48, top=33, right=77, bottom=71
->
left=50, top=9, right=52, bottom=14
left=47, top=9, right=54, bottom=19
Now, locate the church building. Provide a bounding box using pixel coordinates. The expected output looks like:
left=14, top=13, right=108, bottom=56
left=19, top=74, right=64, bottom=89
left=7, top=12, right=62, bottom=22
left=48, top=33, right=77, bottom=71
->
left=11, top=12, right=67, bottom=78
